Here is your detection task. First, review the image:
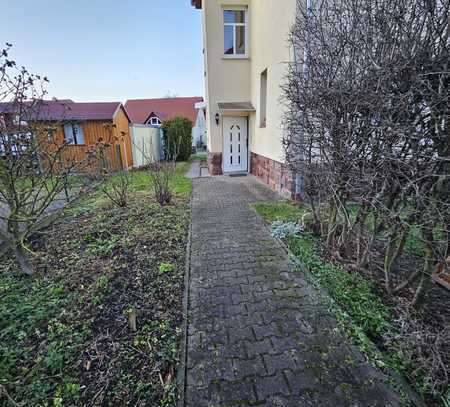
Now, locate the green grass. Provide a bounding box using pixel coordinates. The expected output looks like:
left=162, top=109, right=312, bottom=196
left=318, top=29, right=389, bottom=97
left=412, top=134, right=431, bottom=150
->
left=127, top=161, right=192, bottom=197
left=11, top=174, right=88, bottom=193
left=170, top=161, right=193, bottom=196
left=286, top=233, right=391, bottom=338
left=190, top=153, right=207, bottom=161
left=254, top=200, right=435, bottom=259
left=0, top=258, right=93, bottom=405
left=251, top=201, right=309, bottom=223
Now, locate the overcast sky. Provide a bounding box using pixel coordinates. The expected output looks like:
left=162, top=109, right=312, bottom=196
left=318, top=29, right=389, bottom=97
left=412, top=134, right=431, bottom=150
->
left=0, top=0, right=204, bottom=102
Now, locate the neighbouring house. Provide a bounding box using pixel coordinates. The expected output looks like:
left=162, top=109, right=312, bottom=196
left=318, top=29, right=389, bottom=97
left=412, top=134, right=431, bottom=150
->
left=0, top=99, right=133, bottom=171
left=193, top=101, right=207, bottom=150
left=124, top=96, right=206, bottom=148
left=191, top=0, right=300, bottom=197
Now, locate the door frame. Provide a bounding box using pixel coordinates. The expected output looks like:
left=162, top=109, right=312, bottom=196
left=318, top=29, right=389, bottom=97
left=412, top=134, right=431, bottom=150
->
left=221, top=115, right=250, bottom=173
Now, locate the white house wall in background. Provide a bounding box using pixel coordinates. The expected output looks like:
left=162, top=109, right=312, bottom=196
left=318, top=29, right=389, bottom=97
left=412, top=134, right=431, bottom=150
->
left=193, top=102, right=207, bottom=149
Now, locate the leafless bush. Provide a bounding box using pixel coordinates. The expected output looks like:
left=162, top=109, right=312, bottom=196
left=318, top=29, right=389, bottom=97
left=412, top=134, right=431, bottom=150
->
left=101, top=171, right=131, bottom=208
left=284, top=0, right=449, bottom=398
left=135, top=128, right=180, bottom=206
left=386, top=311, right=450, bottom=398
left=99, top=126, right=133, bottom=208
left=0, top=44, right=101, bottom=275
left=284, top=0, right=449, bottom=305
left=148, top=161, right=174, bottom=206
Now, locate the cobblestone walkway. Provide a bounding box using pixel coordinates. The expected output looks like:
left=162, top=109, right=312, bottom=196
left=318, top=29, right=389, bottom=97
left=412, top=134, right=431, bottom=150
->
left=185, top=175, right=405, bottom=406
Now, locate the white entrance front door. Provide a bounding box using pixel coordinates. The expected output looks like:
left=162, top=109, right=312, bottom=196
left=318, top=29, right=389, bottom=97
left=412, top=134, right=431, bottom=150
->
left=223, top=116, right=248, bottom=173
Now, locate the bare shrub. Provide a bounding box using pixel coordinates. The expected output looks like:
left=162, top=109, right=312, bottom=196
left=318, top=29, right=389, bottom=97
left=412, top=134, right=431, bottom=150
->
left=148, top=161, right=174, bottom=206
left=0, top=44, right=102, bottom=275
left=134, top=127, right=180, bottom=206
left=386, top=312, right=450, bottom=398
left=284, top=0, right=449, bottom=305
left=283, top=0, right=449, bottom=398
left=101, top=171, right=132, bottom=208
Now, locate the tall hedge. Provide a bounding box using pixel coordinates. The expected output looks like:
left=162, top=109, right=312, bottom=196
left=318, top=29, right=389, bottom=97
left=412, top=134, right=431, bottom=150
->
left=162, top=117, right=192, bottom=162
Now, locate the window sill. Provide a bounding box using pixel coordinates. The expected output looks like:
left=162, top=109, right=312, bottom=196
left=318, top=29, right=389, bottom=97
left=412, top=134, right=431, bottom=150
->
left=222, top=55, right=250, bottom=60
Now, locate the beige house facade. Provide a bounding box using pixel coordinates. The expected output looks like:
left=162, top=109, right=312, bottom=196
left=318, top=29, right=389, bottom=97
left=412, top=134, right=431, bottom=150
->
left=192, top=0, right=299, bottom=197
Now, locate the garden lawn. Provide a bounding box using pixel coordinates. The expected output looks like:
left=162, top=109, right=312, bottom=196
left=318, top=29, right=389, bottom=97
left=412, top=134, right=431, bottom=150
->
left=129, top=162, right=192, bottom=197
left=190, top=153, right=207, bottom=161
left=0, top=164, right=191, bottom=406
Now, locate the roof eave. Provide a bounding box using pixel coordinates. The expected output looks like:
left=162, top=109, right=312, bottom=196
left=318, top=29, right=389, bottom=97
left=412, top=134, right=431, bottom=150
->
left=112, top=103, right=132, bottom=123
left=191, top=0, right=202, bottom=9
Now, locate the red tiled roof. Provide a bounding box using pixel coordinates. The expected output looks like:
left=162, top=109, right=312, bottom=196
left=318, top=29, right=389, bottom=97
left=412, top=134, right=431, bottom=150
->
left=124, top=97, right=204, bottom=125
left=41, top=100, right=123, bottom=121
left=0, top=100, right=123, bottom=121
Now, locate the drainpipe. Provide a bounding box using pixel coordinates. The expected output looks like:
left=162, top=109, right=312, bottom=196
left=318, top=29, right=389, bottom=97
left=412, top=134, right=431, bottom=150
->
left=292, top=0, right=313, bottom=201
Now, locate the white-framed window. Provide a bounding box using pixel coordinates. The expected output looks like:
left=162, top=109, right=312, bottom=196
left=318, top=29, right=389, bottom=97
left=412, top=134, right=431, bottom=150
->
left=150, top=117, right=162, bottom=126
left=63, top=123, right=85, bottom=145
left=223, top=7, right=248, bottom=57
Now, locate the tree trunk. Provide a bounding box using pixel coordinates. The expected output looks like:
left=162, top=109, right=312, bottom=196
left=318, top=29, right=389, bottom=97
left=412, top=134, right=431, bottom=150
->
left=326, top=201, right=338, bottom=248
left=13, top=245, right=35, bottom=276
left=354, top=205, right=369, bottom=262
left=393, top=269, right=421, bottom=293
left=383, top=227, right=408, bottom=294
left=411, top=229, right=434, bottom=308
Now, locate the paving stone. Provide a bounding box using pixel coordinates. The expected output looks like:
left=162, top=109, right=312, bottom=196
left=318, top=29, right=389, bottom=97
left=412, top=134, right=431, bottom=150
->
left=229, top=326, right=255, bottom=344
left=204, top=358, right=235, bottom=382
left=285, top=369, right=323, bottom=395
left=253, top=290, right=275, bottom=302
left=219, top=379, right=257, bottom=404
left=265, top=395, right=312, bottom=407
left=185, top=383, right=223, bottom=407
left=231, top=292, right=254, bottom=305
left=245, top=300, right=272, bottom=314
left=224, top=303, right=248, bottom=317
left=209, top=341, right=246, bottom=360
left=232, top=355, right=266, bottom=380
left=228, top=313, right=264, bottom=329
left=244, top=338, right=275, bottom=358
left=270, top=336, right=300, bottom=353
left=263, top=352, right=297, bottom=375
left=184, top=176, right=408, bottom=406
left=255, top=372, right=290, bottom=400
left=186, top=364, right=207, bottom=388
left=253, top=322, right=283, bottom=340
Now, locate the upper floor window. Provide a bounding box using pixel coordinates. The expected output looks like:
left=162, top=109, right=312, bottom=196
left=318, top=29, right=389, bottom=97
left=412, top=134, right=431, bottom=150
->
left=63, top=123, right=85, bottom=145
left=223, top=8, right=248, bottom=57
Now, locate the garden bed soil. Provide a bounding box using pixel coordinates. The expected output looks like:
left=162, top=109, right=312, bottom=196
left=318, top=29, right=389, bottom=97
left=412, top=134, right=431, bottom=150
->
left=0, top=194, right=189, bottom=406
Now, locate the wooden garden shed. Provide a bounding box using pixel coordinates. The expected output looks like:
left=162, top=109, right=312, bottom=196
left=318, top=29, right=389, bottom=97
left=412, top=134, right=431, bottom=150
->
left=37, top=100, right=133, bottom=171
